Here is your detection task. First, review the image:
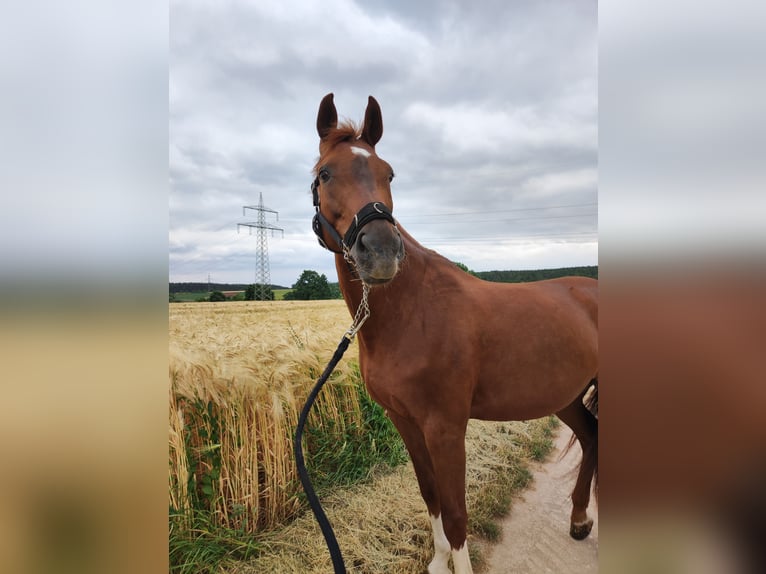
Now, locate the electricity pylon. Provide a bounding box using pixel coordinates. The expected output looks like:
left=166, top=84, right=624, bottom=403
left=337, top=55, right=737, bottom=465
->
left=237, top=193, right=283, bottom=300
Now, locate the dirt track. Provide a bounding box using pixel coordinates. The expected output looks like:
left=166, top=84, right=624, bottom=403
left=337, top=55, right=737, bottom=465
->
left=483, top=426, right=598, bottom=573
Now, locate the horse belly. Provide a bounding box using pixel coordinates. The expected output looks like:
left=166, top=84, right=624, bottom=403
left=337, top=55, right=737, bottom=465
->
left=470, top=382, right=582, bottom=421
left=470, top=322, right=597, bottom=421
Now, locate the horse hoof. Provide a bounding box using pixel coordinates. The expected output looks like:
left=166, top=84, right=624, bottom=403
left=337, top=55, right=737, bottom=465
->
left=569, top=518, right=594, bottom=540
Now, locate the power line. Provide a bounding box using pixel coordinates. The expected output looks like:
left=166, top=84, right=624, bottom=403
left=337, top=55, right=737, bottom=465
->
left=405, top=212, right=597, bottom=225
left=419, top=231, right=598, bottom=245
left=409, top=202, right=597, bottom=218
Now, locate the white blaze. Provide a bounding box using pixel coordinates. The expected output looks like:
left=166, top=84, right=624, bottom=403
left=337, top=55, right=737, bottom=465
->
left=350, top=146, right=371, bottom=158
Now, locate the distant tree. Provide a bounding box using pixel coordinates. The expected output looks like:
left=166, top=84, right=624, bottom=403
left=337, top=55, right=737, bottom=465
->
left=209, top=291, right=226, bottom=302
left=245, top=284, right=274, bottom=301
left=283, top=270, right=333, bottom=300
left=453, top=261, right=478, bottom=276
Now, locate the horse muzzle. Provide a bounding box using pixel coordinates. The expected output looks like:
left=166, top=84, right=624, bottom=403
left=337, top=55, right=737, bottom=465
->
left=350, top=220, right=404, bottom=285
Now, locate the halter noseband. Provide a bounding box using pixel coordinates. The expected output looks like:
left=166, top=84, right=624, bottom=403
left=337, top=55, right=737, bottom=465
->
left=311, top=177, right=396, bottom=254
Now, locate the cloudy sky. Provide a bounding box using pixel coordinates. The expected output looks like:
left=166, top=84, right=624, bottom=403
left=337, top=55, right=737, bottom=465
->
left=170, top=0, right=597, bottom=287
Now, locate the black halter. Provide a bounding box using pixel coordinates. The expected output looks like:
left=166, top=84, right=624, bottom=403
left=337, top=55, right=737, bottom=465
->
left=311, top=177, right=396, bottom=254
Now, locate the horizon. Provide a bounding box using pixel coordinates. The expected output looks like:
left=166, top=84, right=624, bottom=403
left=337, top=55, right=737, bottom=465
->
left=169, top=263, right=599, bottom=290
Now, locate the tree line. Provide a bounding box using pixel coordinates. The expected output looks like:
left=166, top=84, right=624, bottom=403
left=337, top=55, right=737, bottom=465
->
left=169, top=282, right=286, bottom=294
left=472, top=265, right=597, bottom=283
left=170, top=266, right=598, bottom=302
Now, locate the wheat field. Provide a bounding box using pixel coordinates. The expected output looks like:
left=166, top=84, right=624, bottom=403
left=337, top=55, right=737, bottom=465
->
left=169, top=300, right=558, bottom=573
left=169, top=300, right=364, bottom=533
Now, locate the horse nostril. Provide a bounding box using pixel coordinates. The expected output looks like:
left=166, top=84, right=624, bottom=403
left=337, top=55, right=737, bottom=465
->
left=357, top=232, right=368, bottom=252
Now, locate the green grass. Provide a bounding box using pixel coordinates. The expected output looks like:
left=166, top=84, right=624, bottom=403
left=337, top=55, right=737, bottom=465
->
left=170, top=367, right=406, bottom=574
left=273, top=289, right=291, bottom=300
left=170, top=290, right=293, bottom=302
left=171, top=411, right=558, bottom=574
left=304, top=372, right=408, bottom=494
left=468, top=464, right=533, bottom=541
left=527, top=418, right=558, bottom=461
left=169, top=511, right=262, bottom=574
left=226, top=417, right=561, bottom=573
left=467, top=416, right=559, bottom=544
left=171, top=291, right=210, bottom=302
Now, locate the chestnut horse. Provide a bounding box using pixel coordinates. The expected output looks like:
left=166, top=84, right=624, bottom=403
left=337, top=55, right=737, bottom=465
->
left=310, top=93, right=598, bottom=574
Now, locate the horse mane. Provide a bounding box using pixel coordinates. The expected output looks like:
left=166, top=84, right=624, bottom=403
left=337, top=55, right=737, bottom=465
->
left=315, top=120, right=362, bottom=172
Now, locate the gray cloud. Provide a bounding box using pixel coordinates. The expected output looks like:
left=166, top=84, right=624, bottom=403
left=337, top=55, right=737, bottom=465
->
left=170, top=0, right=597, bottom=286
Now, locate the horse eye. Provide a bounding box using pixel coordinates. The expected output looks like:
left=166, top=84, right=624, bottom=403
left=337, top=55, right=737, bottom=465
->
left=319, top=168, right=331, bottom=183
left=389, top=171, right=395, bottom=183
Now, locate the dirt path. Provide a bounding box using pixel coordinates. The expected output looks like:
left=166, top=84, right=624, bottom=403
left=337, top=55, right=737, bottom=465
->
left=483, top=426, right=598, bottom=573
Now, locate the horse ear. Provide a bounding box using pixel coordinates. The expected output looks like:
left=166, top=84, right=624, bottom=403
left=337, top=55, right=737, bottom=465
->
left=361, top=95, right=383, bottom=147
left=316, top=93, right=338, bottom=139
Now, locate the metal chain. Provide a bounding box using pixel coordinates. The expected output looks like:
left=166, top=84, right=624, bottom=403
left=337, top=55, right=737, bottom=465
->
left=343, top=245, right=371, bottom=340
left=345, top=281, right=370, bottom=340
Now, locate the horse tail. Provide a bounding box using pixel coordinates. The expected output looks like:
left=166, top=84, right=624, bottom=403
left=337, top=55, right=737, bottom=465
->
left=584, top=377, right=598, bottom=419
left=563, top=378, right=598, bottom=497
left=584, top=378, right=598, bottom=497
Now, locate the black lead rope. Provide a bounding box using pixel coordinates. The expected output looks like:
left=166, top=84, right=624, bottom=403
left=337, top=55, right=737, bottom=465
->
left=293, top=281, right=370, bottom=573
left=294, top=334, right=351, bottom=574
left=297, top=186, right=373, bottom=571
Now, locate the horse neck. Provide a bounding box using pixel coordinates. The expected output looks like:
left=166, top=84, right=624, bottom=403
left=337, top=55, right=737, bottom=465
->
left=335, top=227, right=444, bottom=349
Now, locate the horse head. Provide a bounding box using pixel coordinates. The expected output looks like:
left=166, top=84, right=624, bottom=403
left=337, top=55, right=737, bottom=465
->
left=312, top=93, right=404, bottom=285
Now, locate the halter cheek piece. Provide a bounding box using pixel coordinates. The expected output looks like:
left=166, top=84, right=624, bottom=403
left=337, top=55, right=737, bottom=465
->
left=311, top=177, right=396, bottom=254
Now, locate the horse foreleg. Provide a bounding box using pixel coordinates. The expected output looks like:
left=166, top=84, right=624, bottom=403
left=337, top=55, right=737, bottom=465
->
left=556, top=385, right=598, bottom=540
left=424, top=420, right=474, bottom=574
left=386, top=412, right=450, bottom=574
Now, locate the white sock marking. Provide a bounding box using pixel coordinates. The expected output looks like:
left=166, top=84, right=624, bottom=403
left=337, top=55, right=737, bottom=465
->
left=452, top=541, right=474, bottom=574
left=350, top=145, right=371, bottom=158
left=428, top=514, right=451, bottom=574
